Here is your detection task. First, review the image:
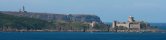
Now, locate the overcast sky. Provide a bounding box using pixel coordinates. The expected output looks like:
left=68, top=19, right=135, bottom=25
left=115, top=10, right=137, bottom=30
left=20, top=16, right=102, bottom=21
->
left=0, top=0, right=166, bottom=23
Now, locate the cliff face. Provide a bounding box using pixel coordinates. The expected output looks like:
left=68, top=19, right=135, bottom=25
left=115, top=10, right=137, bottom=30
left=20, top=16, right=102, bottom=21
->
left=0, top=11, right=102, bottom=23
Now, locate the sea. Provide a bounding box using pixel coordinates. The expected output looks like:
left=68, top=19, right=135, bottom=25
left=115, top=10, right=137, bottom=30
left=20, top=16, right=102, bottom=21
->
left=0, top=23, right=166, bottom=40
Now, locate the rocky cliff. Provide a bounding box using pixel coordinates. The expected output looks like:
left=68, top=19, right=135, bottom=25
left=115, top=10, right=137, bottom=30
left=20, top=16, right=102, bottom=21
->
left=0, top=11, right=102, bottom=23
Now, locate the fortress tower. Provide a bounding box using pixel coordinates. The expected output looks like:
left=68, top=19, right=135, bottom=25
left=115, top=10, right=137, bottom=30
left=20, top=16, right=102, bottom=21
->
left=128, top=16, right=135, bottom=22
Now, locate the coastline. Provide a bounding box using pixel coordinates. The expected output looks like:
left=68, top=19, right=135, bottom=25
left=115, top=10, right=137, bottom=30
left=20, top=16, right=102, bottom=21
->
left=0, top=29, right=165, bottom=33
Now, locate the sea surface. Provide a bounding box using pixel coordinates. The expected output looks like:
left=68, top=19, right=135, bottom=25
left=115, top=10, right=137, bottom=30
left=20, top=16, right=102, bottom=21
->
left=0, top=23, right=166, bottom=40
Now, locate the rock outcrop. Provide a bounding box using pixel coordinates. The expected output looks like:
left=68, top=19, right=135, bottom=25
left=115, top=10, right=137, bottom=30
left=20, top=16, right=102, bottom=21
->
left=0, top=11, right=102, bottom=23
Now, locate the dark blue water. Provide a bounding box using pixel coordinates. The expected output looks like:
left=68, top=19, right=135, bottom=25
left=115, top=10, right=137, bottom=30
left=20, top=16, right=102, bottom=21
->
left=0, top=23, right=166, bottom=40
left=0, top=32, right=166, bottom=40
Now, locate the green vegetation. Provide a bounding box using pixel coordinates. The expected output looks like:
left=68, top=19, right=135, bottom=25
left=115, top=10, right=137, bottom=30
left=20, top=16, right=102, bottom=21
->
left=0, top=12, right=108, bottom=32
left=51, top=21, right=90, bottom=31
left=0, top=13, right=55, bottom=31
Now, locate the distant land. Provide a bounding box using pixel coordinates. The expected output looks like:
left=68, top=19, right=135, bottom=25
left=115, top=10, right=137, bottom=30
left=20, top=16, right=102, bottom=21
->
left=0, top=11, right=102, bottom=23
left=0, top=11, right=109, bottom=32
left=0, top=10, right=164, bottom=32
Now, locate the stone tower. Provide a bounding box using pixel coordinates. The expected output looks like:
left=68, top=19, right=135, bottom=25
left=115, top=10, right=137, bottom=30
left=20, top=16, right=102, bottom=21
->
left=90, top=21, right=96, bottom=27
left=112, top=21, right=116, bottom=28
left=128, top=16, right=135, bottom=22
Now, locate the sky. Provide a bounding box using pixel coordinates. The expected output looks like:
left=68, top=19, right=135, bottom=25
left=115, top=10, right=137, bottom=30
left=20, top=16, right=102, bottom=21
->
left=0, top=0, right=166, bottom=23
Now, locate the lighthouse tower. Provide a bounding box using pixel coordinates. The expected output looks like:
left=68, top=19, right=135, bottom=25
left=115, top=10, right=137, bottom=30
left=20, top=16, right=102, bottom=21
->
left=19, top=6, right=27, bottom=13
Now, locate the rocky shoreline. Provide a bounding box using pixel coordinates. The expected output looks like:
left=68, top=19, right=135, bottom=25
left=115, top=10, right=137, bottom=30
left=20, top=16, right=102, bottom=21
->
left=1, top=29, right=165, bottom=33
